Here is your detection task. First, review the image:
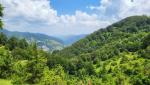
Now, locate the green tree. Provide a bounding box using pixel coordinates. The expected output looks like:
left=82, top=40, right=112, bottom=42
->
left=0, top=4, right=3, bottom=29
left=0, top=32, right=7, bottom=45
left=11, top=48, right=29, bottom=60
left=0, top=46, right=13, bottom=78
left=11, top=60, right=31, bottom=84
left=141, top=46, right=150, bottom=59
left=142, top=33, right=150, bottom=48
left=6, top=37, right=19, bottom=50
left=40, top=65, right=67, bottom=85
left=18, top=38, right=28, bottom=49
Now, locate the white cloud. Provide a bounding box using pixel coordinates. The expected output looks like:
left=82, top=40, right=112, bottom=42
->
left=1, top=0, right=58, bottom=24
left=1, top=0, right=109, bottom=35
left=118, top=0, right=150, bottom=18
left=89, top=0, right=111, bottom=12
left=90, top=0, right=150, bottom=19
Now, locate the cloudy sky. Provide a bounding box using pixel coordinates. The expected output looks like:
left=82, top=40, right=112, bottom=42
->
left=1, top=0, right=150, bottom=36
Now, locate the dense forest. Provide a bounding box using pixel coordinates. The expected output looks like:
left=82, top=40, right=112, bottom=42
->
left=0, top=4, right=150, bottom=85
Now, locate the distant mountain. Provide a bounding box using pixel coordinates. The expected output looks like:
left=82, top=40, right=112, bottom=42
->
left=56, top=34, right=87, bottom=45
left=0, top=29, right=64, bottom=51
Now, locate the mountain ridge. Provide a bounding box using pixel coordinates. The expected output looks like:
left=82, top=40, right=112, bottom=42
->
left=0, top=29, right=64, bottom=51
left=0, top=29, right=88, bottom=51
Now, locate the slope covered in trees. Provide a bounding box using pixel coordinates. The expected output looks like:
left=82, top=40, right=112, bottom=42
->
left=47, top=15, right=150, bottom=84
left=54, top=15, right=150, bottom=58
left=0, top=4, right=150, bottom=84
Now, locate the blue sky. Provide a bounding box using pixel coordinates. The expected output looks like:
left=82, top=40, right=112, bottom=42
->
left=1, top=0, right=150, bottom=36
left=51, top=0, right=99, bottom=15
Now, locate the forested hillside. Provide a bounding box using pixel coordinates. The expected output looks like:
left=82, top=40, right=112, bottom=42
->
left=0, top=29, right=64, bottom=51
left=48, top=15, right=150, bottom=84
left=0, top=4, right=150, bottom=85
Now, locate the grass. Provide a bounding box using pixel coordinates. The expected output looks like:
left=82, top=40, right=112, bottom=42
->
left=0, top=79, right=12, bottom=85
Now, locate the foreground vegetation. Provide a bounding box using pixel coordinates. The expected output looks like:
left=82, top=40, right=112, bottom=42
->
left=0, top=4, right=150, bottom=85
